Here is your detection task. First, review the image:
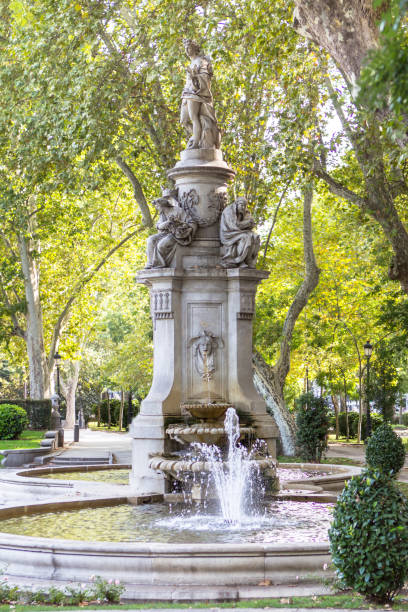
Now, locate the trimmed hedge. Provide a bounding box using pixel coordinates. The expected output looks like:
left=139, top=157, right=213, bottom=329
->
left=0, top=399, right=51, bottom=430
left=329, top=468, right=408, bottom=603
left=366, top=423, right=406, bottom=476
left=0, top=404, right=29, bottom=439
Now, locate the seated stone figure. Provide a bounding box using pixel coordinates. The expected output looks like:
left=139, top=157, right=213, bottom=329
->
left=146, top=192, right=197, bottom=268
left=220, top=197, right=260, bottom=268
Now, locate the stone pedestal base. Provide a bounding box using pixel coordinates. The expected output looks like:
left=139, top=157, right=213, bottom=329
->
left=129, top=267, right=279, bottom=494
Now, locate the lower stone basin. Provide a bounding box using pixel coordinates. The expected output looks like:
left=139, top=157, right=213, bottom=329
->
left=0, top=496, right=333, bottom=590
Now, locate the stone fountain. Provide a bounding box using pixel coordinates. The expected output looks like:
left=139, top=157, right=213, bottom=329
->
left=130, top=38, right=279, bottom=496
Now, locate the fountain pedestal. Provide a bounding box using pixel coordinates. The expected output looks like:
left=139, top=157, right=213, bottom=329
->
left=130, top=150, right=278, bottom=494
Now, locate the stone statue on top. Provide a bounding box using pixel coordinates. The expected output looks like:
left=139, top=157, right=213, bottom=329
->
left=180, top=39, right=221, bottom=150
left=220, top=197, right=260, bottom=268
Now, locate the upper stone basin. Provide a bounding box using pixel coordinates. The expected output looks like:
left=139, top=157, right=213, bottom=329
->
left=183, top=402, right=232, bottom=420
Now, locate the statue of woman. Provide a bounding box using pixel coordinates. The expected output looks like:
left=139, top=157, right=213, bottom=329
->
left=220, top=197, right=260, bottom=268
left=180, top=39, right=221, bottom=150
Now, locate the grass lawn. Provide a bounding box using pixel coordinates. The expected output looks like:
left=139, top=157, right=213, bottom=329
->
left=278, top=455, right=361, bottom=467
left=328, top=434, right=362, bottom=444
left=1, top=592, right=408, bottom=610
left=0, top=429, right=45, bottom=450
left=88, top=422, right=127, bottom=433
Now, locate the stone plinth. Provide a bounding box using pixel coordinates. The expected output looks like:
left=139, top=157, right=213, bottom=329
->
left=130, top=265, right=279, bottom=494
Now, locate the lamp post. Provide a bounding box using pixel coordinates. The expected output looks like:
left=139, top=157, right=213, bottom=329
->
left=364, top=340, right=373, bottom=439
left=54, top=352, right=62, bottom=412
left=53, top=351, right=64, bottom=447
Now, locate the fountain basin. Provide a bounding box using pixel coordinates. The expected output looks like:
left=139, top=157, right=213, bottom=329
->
left=166, top=423, right=254, bottom=445
left=182, top=403, right=232, bottom=420
left=0, top=497, right=332, bottom=589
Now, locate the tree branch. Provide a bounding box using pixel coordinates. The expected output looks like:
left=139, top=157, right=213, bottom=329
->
left=262, top=176, right=292, bottom=264
left=115, top=156, right=152, bottom=227
left=324, top=76, right=356, bottom=147
left=313, top=159, right=368, bottom=208
left=275, top=182, right=321, bottom=387
left=48, top=227, right=142, bottom=367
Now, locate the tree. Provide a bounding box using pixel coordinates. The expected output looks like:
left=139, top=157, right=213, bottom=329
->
left=294, top=0, right=408, bottom=295
left=253, top=183, right=320, bottom=454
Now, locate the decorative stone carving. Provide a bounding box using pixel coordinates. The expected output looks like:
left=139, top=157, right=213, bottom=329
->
left=179, top=187, right=226, bottom=227
left=237, top=292, right=255, bottom=320
left=145, top=191, right=197, bottom=268
left=180, top=39, right=221, bottom=150
left=220, top=197, right=260, bottom=268
left=189, top=329, right=223, bottom=380
left=151, top=290, right=173, bottom=319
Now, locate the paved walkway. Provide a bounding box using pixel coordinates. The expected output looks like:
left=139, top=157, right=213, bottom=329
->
left=326, top=441, right=408, bottom=482
left=56, top=428, right=132, bottom=464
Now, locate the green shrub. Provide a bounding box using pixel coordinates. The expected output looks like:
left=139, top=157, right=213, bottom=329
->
left=98, top=398, right=138, bottom=428
left=295, top=393, right=329, bottom=462
left=329, top=469, right=408, bottom=603
left=0, top=404, right=29, bottom=440
left=361, top=412, right=382, bottom=440
left=402, top=413, right=408, bottom=427
left=366, top=423, right=406, bottom=476
left=338, top=411, right=359, bottom=437
left=337, top=411, right=382, bottom=439
left=0, top=399, right=51, bottom=429
left=99, top=399, right=121, bottom=426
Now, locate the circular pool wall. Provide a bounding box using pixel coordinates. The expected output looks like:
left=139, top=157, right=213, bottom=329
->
left=0, top=497, right=331, bottom=587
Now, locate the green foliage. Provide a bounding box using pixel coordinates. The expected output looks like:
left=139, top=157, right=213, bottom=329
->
left=98, top=398, right=139, bottom=428
left=0, top=399, right=50, bottom=430
left=295, top=393, right=329, bottom=462
left=337, top=411, right=360, bottom=438
left=358, top=0, right=408, bottom=121
left=0, top=403, right=28, bottom=439
left=329, top=468, right=408, bottom=603
left=366, top=423, right=406, bottom=476
left=336, top=411, right=382, bottom=440
left=0, top=574, right=125, bottom=605
left=91, top=575, right=125, bottom=604
left=0, top=576, right=18, bottom=603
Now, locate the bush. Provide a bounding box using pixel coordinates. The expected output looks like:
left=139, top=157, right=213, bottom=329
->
left=366, top=423, right=406, bottom=476
left=402, top=413, right=408, bottom=427
left=99, top=399, right=122, bottom=426
left=295, top=393, right=329, bottom=462
left=337, top=411, right=382, bottom=440
left=338, top=411, right=359, bottom=437
left=0, top=399, right=51, bottom=429
left=0, top=404, right=29, bottom=440
left=98, top=398, right=138, bottom=428
left=329, top=469, right=408, bottom=603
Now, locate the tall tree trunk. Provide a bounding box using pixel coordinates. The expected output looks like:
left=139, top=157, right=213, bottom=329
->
left=253, top=183, right=320, bottom=455
left=331, top=394, right=340, bottom=439
left=253, top=351, right=297, bottom=455
left=119, top=389, right=124, bottom=431
left=17, top=231, right=49, bottom=399
left=60, top=360, right=81, bottom=428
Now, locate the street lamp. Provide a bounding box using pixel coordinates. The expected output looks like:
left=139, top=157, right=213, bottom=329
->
left=51, top=351, right=64, bottom=447
left=364, top=340, right=373, bottom=439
